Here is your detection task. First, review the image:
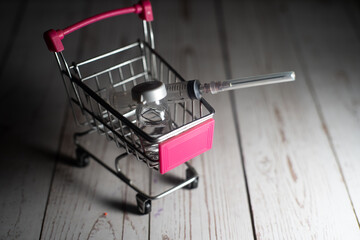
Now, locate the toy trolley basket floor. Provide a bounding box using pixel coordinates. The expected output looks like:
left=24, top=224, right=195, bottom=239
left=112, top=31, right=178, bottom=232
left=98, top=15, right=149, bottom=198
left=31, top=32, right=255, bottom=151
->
left=44, top=0, right=215, bottom=214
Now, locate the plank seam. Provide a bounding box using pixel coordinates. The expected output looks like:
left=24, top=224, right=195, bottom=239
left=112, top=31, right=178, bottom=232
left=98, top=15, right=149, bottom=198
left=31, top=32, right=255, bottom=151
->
left=214, top=0, right=257, bottom=239
left=285, top=6, right=360, bottom=229
left=38, top=106, right=70, bottom=240
left=39, top=1, right=91, bottom=237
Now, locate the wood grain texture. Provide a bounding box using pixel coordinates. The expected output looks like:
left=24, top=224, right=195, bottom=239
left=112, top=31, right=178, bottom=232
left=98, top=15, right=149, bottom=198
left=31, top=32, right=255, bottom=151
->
left=40, top=110, right=150, bottom=240
left=285, top=0, right=360, bottom=223
left=222, top=0, right=360, bottom=238
left=0, top=1, right=84, bottom=239
left=149, top=1, right=254, bottom=239
left=2, top=0, right=359, bottom=239
left=40, top=1, right=149, bottom=239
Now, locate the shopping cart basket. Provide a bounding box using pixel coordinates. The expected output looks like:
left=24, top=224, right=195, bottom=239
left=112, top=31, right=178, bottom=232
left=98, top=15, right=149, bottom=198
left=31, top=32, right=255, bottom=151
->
left=44, top=0, right=215, bottom=214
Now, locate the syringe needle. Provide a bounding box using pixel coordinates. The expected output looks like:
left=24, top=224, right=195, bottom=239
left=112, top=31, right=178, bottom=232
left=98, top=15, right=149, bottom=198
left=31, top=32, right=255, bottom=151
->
left=202, top=71, right=295, bottom=94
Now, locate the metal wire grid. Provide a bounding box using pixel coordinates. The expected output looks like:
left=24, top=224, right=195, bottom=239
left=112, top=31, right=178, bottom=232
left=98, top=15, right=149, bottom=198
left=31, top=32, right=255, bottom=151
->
left=55, top=41, right=214, bottom=169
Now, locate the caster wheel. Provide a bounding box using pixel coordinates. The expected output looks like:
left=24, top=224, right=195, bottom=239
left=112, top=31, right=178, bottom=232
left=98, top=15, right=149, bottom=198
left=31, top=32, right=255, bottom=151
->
left=75, top=147, right=90, bottom=167
left=136, top=194, right=151, bottom=214
left=186, top=168, right=199, bottom=189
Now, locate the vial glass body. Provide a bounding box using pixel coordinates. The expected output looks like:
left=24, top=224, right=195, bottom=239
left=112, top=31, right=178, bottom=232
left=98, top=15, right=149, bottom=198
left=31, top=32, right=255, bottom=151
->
left=136, top=100, right=172, bottom=161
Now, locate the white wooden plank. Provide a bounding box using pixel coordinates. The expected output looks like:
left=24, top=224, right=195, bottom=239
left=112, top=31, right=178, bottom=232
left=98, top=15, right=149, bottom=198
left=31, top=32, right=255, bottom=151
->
left=149, top=1, right=254, bottom=239
left=40, top=1, right=149, bottom=239
left=40, top=110, right=150, bottom=240
left=286, top=0, right=360, bottom=222
left=222, top=0, right=360, bottom=238
left=0, top=1, right=85, bottom=239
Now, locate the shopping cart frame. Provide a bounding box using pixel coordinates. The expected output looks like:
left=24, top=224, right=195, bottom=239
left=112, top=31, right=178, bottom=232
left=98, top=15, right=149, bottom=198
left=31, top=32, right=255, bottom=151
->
left=44, top=0, right=215, bottom=214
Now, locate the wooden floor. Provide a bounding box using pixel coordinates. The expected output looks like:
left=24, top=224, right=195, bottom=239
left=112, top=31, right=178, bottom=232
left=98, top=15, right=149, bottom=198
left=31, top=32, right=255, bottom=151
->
left=1, top=0, right=359, bottom=239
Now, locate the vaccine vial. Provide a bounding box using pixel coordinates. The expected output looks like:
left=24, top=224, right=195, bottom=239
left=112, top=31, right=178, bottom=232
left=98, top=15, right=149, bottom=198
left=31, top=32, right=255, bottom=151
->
left=131, top=81, right=172, bottom=161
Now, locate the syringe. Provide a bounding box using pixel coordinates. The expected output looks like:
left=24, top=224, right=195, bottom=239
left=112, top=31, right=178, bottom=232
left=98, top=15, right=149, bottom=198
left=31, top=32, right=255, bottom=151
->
left=110, top=71, right=295, bottom=111
left=166, top=71, right=295, bottom=101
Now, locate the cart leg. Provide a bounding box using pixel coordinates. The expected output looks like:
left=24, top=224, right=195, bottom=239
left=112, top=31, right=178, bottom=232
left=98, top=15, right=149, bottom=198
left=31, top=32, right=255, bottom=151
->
left=136, top=194, right=152, bottom=214
left=186, top=168, right=199, bottom=189
left=75, top=147, right=90, bottom=167
left=73, top=129, right=96, bottom=167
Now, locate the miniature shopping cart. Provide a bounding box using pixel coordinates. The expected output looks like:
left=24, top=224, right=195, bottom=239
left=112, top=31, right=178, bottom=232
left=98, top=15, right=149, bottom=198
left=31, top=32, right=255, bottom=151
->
left=44, top=0, right=295, bottom=214
left=44, top=0, right=215, bottom=214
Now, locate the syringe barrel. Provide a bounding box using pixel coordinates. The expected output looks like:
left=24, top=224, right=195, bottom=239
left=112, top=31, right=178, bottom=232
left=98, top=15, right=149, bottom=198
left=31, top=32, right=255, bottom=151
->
left=165, top=80, right=202, bottom=101
left=165, top=82, right=188, bottom=101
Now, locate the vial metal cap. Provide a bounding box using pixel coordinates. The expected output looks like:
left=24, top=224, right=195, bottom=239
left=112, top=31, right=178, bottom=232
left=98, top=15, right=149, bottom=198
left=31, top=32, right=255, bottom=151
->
left=131, top=81, right=167, bottom=103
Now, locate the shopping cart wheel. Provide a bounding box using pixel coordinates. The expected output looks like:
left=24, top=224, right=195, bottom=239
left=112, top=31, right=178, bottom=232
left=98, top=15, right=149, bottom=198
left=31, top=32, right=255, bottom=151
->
left=75, top=147, right=90, bottom=167
left=186, top=168, right=199, bottom=189
left=136, top=194, right=151, bottom=214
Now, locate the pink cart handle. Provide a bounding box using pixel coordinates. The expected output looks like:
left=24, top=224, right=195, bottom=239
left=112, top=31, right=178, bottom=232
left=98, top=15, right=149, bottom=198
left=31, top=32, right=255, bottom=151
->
left=44, top=0, right=153, bottom=52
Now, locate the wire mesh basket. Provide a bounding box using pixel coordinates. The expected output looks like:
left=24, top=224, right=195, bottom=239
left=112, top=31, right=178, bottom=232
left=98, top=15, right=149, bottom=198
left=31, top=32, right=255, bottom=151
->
left=58, top=40, right=214, bottom=171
